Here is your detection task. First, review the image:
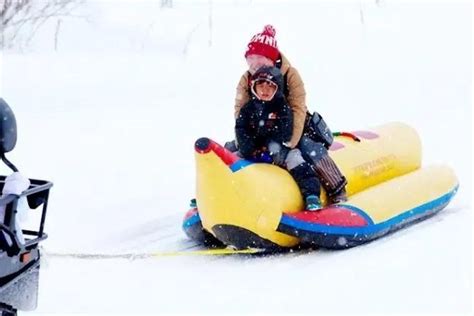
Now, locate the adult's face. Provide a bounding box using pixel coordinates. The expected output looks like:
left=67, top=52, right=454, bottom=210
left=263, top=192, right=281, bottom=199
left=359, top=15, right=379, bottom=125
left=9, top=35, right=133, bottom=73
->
left=246, top=55, right=275, bottom=75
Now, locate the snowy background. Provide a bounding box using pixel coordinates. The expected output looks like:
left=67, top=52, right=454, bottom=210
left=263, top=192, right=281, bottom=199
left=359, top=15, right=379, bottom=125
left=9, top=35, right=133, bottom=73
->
left=0, top=0, right=472, bottom=314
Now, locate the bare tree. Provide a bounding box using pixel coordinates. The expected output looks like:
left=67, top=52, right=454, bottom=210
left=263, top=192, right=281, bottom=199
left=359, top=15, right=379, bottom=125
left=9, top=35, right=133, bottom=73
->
left=1, top=0, right=84, bottom=49
left=160, top=0, right=172, bottom=9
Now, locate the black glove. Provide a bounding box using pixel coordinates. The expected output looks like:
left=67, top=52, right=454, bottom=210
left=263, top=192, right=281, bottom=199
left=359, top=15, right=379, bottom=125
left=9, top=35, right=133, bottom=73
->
left=224, top=140, right=238, bottom=152
left=267, top=141, right=290, bottom=167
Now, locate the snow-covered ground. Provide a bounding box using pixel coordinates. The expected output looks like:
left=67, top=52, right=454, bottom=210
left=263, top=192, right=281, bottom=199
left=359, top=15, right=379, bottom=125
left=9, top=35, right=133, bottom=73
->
left=0, top=0, right=472, bottom=314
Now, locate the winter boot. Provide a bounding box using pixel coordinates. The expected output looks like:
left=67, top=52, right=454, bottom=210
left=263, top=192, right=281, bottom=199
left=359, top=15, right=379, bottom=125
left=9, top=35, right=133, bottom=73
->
left=329, top=187, right=348, bottom=204
left=305, top=195, right=322, bottom=211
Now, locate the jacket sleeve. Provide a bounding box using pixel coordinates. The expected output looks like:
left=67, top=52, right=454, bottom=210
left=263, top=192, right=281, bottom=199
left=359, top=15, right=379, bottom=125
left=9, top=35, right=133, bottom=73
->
left=285, top=67, right=308, bottom=148
left=234, top=72, right=251, bottom=119
left=235, top=105, right=256, bottom=158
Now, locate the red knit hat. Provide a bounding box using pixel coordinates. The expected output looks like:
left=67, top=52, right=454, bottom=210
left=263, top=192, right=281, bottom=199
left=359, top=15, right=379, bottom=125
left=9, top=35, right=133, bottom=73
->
left=244, top=25, right=279, bottom=62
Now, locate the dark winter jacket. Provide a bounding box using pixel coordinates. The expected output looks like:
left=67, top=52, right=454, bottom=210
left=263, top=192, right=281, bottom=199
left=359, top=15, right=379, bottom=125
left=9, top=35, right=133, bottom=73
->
left=235, top=67, right=293, bottom=159
left=235, top=53, right=307, bottom=148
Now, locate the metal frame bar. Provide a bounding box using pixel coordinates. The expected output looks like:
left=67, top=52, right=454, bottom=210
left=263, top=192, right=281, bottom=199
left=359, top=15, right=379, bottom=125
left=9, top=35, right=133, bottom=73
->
left=0, top=177, right=53, bottom=254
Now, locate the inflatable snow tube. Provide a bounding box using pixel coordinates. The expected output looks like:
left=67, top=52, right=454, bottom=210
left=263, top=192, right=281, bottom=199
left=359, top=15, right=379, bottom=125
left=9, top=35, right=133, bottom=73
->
left=183, top=122, right=458, bottom=250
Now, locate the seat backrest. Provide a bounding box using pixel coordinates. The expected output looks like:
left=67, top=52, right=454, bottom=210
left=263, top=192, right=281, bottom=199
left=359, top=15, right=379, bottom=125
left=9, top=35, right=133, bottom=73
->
left=0, top=98, right=17, bottom=154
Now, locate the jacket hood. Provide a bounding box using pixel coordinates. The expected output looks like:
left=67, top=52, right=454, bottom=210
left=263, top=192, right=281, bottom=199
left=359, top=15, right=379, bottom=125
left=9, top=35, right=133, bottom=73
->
left=250, top=66, right=284, bottom=100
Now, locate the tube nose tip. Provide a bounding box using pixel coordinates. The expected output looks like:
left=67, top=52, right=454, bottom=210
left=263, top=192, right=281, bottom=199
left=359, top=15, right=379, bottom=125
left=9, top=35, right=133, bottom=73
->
left=195, top=137, right=211, bottom=153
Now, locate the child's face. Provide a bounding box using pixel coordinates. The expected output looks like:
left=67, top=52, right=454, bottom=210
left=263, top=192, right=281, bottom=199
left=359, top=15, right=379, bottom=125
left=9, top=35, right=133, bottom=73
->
left=246, top=55, right=275, bottom=75
left=255, top=80, right=277, bottom=101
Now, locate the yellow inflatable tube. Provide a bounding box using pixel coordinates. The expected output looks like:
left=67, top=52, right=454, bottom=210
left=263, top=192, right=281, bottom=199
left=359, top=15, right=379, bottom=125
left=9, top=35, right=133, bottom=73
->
left=184, top=122, right=458, bottom=249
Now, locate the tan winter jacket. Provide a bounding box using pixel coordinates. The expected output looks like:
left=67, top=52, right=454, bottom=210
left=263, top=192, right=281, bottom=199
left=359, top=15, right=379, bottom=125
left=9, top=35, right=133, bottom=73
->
left=234, top=54, right=307, bottom=148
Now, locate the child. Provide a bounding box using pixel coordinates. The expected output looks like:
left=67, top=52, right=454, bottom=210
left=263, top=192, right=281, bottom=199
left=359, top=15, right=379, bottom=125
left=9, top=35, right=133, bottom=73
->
left=235, top=66, right=322, bottom=211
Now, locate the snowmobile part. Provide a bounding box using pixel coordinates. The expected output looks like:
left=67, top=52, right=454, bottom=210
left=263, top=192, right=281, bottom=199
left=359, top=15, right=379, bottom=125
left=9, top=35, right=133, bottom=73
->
left=0, top=177, right=52, bottom=286
left=0, top=99, right=53, bottom=312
